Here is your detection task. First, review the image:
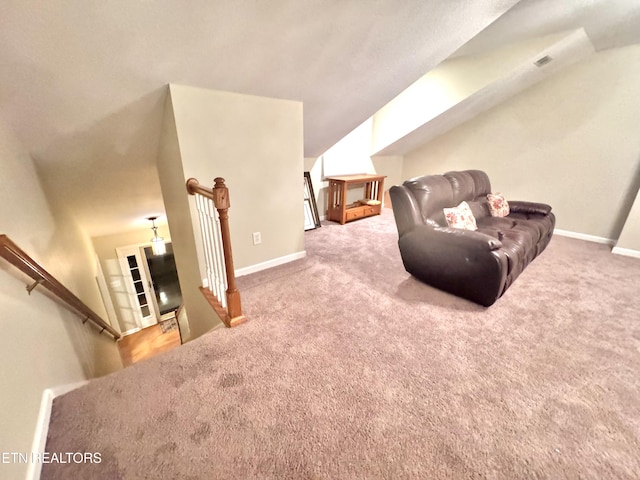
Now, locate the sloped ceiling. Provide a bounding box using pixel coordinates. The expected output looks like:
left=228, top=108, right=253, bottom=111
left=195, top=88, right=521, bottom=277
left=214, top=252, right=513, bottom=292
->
left=368, top=0, right=640, bottom=156
left=2, top=0, right=523, bottom=157
left=1, top=0, right=521, bottom=236
left=453, top=0, right=640, bottom=57
left=372, top=30, right=597, bottom=156
left=2, top=1, right=639, bottom=238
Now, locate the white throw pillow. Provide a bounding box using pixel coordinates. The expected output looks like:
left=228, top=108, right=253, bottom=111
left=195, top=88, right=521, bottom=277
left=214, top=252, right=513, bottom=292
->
left=443, top=201, right=477, bottom=231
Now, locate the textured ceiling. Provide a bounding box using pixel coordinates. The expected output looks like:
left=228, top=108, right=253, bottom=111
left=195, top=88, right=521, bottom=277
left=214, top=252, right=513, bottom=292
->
left=2, top=0, right=637, bottom=237
left=1, top=0, right=521, bottom=236
left=1, top=0, right=521, bottom=158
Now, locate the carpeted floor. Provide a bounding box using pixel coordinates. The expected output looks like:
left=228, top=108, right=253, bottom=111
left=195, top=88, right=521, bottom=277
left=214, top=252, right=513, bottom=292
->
left=43, top=209, right=640, bottom=479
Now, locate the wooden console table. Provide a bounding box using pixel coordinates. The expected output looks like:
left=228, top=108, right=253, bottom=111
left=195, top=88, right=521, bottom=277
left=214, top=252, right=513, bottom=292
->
left=327, top=174, right=386, bottom=224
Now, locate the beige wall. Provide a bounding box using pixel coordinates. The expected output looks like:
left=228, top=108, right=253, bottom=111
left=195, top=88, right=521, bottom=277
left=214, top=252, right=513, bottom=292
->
left=372, top=156, right=404, bottom=194
left=157, top=88, right=218, bottom=339
left=403, top=44, right=640, bottom=241
left=158, top=85, right=304, bottom=338
left=0, top=116, right=120, bottom=479
left=169, top=84, right=305, bottom=269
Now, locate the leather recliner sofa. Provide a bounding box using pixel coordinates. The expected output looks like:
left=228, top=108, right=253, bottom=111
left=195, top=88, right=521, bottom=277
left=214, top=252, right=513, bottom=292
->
left=389, top=170, right=555, bottom=306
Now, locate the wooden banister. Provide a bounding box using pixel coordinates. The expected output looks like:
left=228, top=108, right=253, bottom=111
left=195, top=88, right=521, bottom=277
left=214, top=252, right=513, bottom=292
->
left=0, top=234, right=120, bottom=340
left=186, top=177, right=245, bottom=327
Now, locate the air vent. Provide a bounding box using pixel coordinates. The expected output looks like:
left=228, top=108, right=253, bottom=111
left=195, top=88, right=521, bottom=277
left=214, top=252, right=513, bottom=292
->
left=534, top=55, right=552, bottom=67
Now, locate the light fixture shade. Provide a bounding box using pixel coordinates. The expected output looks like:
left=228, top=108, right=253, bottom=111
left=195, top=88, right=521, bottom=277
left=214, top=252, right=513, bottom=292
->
left=148, top=216, right=166, bottom=255
left=151, top=236, right=166, bottom=255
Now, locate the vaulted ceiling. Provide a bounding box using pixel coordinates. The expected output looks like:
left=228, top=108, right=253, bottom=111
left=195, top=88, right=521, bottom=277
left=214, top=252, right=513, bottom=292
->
left=1, top=0, right=638, bottom=237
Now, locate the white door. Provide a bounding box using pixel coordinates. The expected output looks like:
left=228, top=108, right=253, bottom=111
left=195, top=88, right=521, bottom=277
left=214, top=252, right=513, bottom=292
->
left=116, top=246, right=158, bottom=331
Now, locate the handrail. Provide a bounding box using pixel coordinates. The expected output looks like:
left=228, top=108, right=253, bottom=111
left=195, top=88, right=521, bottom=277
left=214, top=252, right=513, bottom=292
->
left=186, top=177, right=245, bottom=327
left=0, top=234, right=120, bottom=340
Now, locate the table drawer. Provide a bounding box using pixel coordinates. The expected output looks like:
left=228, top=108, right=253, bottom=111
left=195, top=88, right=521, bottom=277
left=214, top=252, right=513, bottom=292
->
left=345, top=205, right=375, bottom=221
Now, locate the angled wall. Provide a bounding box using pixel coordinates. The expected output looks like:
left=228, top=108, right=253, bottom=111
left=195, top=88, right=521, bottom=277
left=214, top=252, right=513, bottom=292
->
left=372, top=30, right=594, bottom=155
left=157, top=84, right=304, bottom=337
left=0, top=114, right=121, bottom=480
left=156, top=87, right=217, bottom=339
left=402, top=44, right=640, bottom=242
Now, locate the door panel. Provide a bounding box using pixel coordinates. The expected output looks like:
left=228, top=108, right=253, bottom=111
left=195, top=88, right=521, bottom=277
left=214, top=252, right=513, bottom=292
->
left=117, top=246, right=157, bottom=330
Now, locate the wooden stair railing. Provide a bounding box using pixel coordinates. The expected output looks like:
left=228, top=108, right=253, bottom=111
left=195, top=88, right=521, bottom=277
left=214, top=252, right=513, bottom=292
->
left=0, top=234, right=120, bottom=340
left=186, top=177, right=246, bottom=328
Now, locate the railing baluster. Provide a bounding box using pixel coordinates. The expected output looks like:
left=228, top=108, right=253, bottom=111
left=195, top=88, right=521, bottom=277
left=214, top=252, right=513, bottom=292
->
left=203, top=198, right=216, bottom=299
left=206, top=197, right=226, bottom=308
left=195, top=195, right=214, bottom=293
left=186, top=177, right=245, bottom=327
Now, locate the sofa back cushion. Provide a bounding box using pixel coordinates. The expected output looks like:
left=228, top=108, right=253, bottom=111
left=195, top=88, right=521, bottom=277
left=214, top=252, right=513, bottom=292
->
left=404, top=170, right=493, bottom=226
left=404, top=175, right=455, bottom=226
left=444, top=171, right=477, bottom=205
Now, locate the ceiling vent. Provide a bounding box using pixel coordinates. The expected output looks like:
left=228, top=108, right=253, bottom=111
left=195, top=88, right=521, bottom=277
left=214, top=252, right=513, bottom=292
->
left=534, top=55, right=553, bottom=67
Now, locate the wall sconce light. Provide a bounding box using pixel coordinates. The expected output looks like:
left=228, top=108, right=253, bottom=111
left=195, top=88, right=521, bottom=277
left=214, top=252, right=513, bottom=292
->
left=148, top=216, right=166, bottom=255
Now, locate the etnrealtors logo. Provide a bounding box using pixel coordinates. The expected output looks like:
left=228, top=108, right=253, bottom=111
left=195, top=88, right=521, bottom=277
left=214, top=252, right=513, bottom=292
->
left=1, top=451, right=102, bottom=464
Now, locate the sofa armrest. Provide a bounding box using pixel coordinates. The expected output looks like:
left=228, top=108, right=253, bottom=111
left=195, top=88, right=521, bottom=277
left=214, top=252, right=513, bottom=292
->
left=390, top=185, right=425, bottom=237
left=398, top=225, right=507, bottom=306
left=509, top=200, right=552, bottom=216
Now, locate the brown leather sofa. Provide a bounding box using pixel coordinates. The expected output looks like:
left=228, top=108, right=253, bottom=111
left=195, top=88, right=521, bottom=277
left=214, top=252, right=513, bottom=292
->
left=389, top=170, right=555, bottom=306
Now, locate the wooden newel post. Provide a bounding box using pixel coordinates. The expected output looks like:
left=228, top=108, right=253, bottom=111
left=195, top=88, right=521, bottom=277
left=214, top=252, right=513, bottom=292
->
left=212, top=177, right=243, bottom=320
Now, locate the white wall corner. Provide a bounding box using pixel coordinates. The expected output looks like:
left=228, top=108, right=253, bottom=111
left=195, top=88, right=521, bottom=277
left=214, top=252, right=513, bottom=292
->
left=235, top=251, right=306, bottom=277
left=26, top=381, right=89, bottom=480
left=553, top=229, right=615, bottom=246
left=611, top=246, right=640, bottom=259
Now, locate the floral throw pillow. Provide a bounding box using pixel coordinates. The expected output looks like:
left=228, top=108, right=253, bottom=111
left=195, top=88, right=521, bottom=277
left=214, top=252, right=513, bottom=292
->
left=443, top=201, right=477, bottom=231
left=487, top=193, right=510, bottom=217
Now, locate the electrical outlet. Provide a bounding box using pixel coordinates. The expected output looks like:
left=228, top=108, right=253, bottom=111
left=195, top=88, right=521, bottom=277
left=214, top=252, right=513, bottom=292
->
left=252, top=232, right=262, bottom=245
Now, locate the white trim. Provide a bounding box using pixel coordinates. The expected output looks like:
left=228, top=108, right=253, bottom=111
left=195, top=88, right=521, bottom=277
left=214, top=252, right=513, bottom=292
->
left=611, top=246, right=640, bottom=259
left=554, top=229, right=615, bottom=246
left=120, top=326, right=143, bottom=337
left=27, top=381, right=89, bottom=480
left=235, top=251, right=306, bottom=277
left=95, top=254, right=120, bottom=334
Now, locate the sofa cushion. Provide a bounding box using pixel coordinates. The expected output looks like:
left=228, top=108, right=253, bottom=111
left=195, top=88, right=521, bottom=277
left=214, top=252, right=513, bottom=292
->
left=443, top=201, right=477, bottom=231
left=512, top=220, right=543, bottom=245
left=476, top=216, right=516, bottom=230
left=467, top=199, right=492, bottom=220
left=444, top=170, right=492, bottom=206
left=405, top=175, right=455, bottom=225
left=444, top=171, right=477, bottom=205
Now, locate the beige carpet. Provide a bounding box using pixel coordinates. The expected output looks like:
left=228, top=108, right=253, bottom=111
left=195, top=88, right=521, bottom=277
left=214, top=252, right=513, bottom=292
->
left=43, top=209, right=640, bottom=479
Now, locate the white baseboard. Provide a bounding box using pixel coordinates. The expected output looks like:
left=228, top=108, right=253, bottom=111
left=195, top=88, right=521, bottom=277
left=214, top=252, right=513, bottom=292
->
left=611, top=246, right=640, bottom=259
left=554, top=229, right=615, bottom=246
left=235, top=251, right=306, bottom=277
left=26, top=381, right=89, bottom=480
left=120, top=326, right=142, bottom=337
